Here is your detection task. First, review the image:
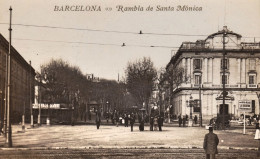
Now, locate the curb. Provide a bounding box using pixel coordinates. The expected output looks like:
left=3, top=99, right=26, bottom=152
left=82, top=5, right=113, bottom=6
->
left=0, top=146, right=257, bottom=151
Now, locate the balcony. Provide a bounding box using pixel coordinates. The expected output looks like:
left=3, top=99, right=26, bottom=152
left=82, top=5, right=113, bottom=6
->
left=248, top=84, right=257, bottom=88
left=212, top=84, right=239, bottom=88
left=192, top=84, right=202, bottom=88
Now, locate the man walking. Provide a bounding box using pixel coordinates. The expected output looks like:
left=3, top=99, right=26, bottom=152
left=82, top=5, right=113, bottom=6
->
left=178, top=115, right=182, bottom=127
left=150, top=115, right=154, bottom=131
left=203, top=126, right=219, bottom=159
left=182, top=115, right=186, bottom=127
left=96, top=109, right=101, bottom=129
left=158, top=114, right=163, bottom=131
left=194, top=115, right=198, bottom=125
left=130, top=113, right=135, bottom=132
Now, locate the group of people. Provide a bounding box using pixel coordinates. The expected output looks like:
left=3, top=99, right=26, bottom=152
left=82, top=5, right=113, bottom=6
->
left=99, top=110, right=166, bottom=132
left=99, top=109, right=220, bottom=159
left=149, top=115, right=164, bottom=131
left=102, top=111, right=137, bottom=132
left=178, top=114, right=198, bottom=127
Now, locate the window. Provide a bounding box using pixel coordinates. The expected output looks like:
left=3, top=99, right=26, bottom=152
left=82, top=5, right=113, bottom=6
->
left=194, top=59, right=202, bottom=70
left=195, top=74, right=201, bottom=85
left=222, top=75, right=228, bottom=84
left=249, top=59, right=256, bottom=70
left=249, top=74, right=255, bottom=84
left=193, top=99, right=200, bottom=112
left=3, top=54, right=6, bottom=68
left=221, top=59, right=229, bottom=69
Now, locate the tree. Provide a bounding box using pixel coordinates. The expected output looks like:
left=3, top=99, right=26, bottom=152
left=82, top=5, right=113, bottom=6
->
left=159, top=64, right=190, bottom=119
left=40, top=59, right=90, bottom=123
left=125, top=57, right=157, bottom=112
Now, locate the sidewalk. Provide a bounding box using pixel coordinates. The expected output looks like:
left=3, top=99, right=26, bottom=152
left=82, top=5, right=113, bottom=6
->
left=0, top=123, right=258, bottom=150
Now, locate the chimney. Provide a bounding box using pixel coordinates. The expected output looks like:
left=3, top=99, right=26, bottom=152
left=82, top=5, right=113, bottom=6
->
left=223, top=26, right=228, bottom=32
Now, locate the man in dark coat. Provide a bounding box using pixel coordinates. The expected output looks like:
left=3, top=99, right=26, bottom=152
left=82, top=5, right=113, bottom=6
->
left=125, top=114, right=129, bottom=127
left=96, top=110, right=101, bottom=129
left=178, top=115, right=182, bottom=127
left=203, top=126, right=219, bottom=159
left=158, top=115, right=164, bottom=131
left=139, top=118, right=144, bottom=131
left=130, top=113, right=135, bottom=132
left=150, top=116, right=154, bottom=131
left=182, top=115, right=186, bottom=127
left=194, top=115, right=198, bottom=125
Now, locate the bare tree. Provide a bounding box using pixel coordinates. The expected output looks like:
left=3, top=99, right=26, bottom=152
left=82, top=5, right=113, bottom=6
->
left=158, top=65, right=189, bottom=119
left=125, top=57, right=157, bottom=112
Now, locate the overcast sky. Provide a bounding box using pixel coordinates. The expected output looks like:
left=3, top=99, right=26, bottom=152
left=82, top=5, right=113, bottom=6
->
left=0, top=0, right=259, bottom=80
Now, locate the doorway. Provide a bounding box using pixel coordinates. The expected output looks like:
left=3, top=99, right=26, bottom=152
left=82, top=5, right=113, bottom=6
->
left=219, top=104, right=229, bottom=115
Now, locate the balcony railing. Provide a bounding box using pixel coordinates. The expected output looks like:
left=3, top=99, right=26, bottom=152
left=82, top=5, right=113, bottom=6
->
left=193, top=84, right=202, bottom=88
left=248, top=84, right=257, bottom=88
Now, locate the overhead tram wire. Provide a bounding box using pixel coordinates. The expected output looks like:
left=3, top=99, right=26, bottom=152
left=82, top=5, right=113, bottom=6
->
left=13, top=37, right=180, bottom=50
left=0, top=22, right=259, bottom=38
left=0, top=22, right=212, bottom=37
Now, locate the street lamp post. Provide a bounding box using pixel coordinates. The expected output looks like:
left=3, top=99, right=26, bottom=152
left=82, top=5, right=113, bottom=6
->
left=222, top=26, right=227, bottom=130
left=234, top=105, right=236, bottom=118
left=199, top=81, right=202, bottom=127
left=5, top=6, right=13, bottom=147
left=186, top=95, right=194, bottom=127
left=106, top=101, right=109, bottom=112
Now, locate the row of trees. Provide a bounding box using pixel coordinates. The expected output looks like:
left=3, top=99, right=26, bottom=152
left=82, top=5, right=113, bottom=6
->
left=38, top=56, right=186, bottom=121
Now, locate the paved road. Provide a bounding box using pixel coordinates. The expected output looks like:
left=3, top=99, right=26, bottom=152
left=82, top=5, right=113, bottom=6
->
left=0, top=148, right=258, bottom=159
left=1, top=124, right=257, bottom=149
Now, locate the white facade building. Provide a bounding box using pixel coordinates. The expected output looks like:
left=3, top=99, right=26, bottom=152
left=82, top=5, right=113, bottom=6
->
left=166, top=26, right=260, bottom=122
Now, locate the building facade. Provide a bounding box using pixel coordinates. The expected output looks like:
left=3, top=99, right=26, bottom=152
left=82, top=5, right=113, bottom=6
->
left=165, top=26, right=260, bottom=122
left=0, top=33, right=35, bottom=123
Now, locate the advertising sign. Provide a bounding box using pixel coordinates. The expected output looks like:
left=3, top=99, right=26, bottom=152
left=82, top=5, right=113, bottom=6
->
left=238, top=100, right=252, bottom=112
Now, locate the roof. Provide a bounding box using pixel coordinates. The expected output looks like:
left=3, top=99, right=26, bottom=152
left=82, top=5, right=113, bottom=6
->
left=0, top=33, right=36, bottom=75
left=206, top=26, right=242, bottom=40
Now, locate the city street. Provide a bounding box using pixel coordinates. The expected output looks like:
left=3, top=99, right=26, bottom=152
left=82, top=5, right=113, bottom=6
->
left=0, top=123, right=258, bottom=158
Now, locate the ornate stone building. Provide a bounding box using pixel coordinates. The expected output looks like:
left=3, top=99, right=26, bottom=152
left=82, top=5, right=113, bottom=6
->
left=0, top=33, right=35, bottom=123
left=165, top=26, right=260, bottom=122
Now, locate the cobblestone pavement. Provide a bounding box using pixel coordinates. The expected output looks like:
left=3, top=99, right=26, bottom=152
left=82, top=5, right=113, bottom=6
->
left=0, top=148, right=258, bottom=159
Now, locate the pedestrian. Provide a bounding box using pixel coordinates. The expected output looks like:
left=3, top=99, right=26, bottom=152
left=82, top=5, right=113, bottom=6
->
left=130, top=113, right=135, bottom=132
left=178, top=115, right=182, bottom=127
left=150, top=116, right=154, bottom=131
left=96, top=110, right=101, bottom=129
left=139, top=117, right=144, bottom=131
left=158, top=114, right=163, bottom=131
left=254, top=120, right=260, bottom=157
left=106, top=112, right=109, bottom=123
left=154, top=116, right=158, bottom=131
left=115, top=113, right=119, bottom=127
left=194, top=115, right=198, bottom=125
left=125, top=114, right=129, bottom=127
left=182, top=115, right=186, bottom=127
left=203, top=126, right=219, bottom=159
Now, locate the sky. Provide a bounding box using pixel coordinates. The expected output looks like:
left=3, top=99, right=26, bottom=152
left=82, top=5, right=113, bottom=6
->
left=0, top=0, right=259, bottom=80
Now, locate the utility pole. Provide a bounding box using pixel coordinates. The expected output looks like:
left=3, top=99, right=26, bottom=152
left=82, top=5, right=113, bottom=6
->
left=199, top=79, right=202, bottom=127
left=5, top=6, right=13, bottom=147
left=30, top=61, right=33, bottom=128
left=222, top=27, right=227, bottom=130
left=38, top=78, right=41, bottom=126
left=3, top=47, right=8, bottom=138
